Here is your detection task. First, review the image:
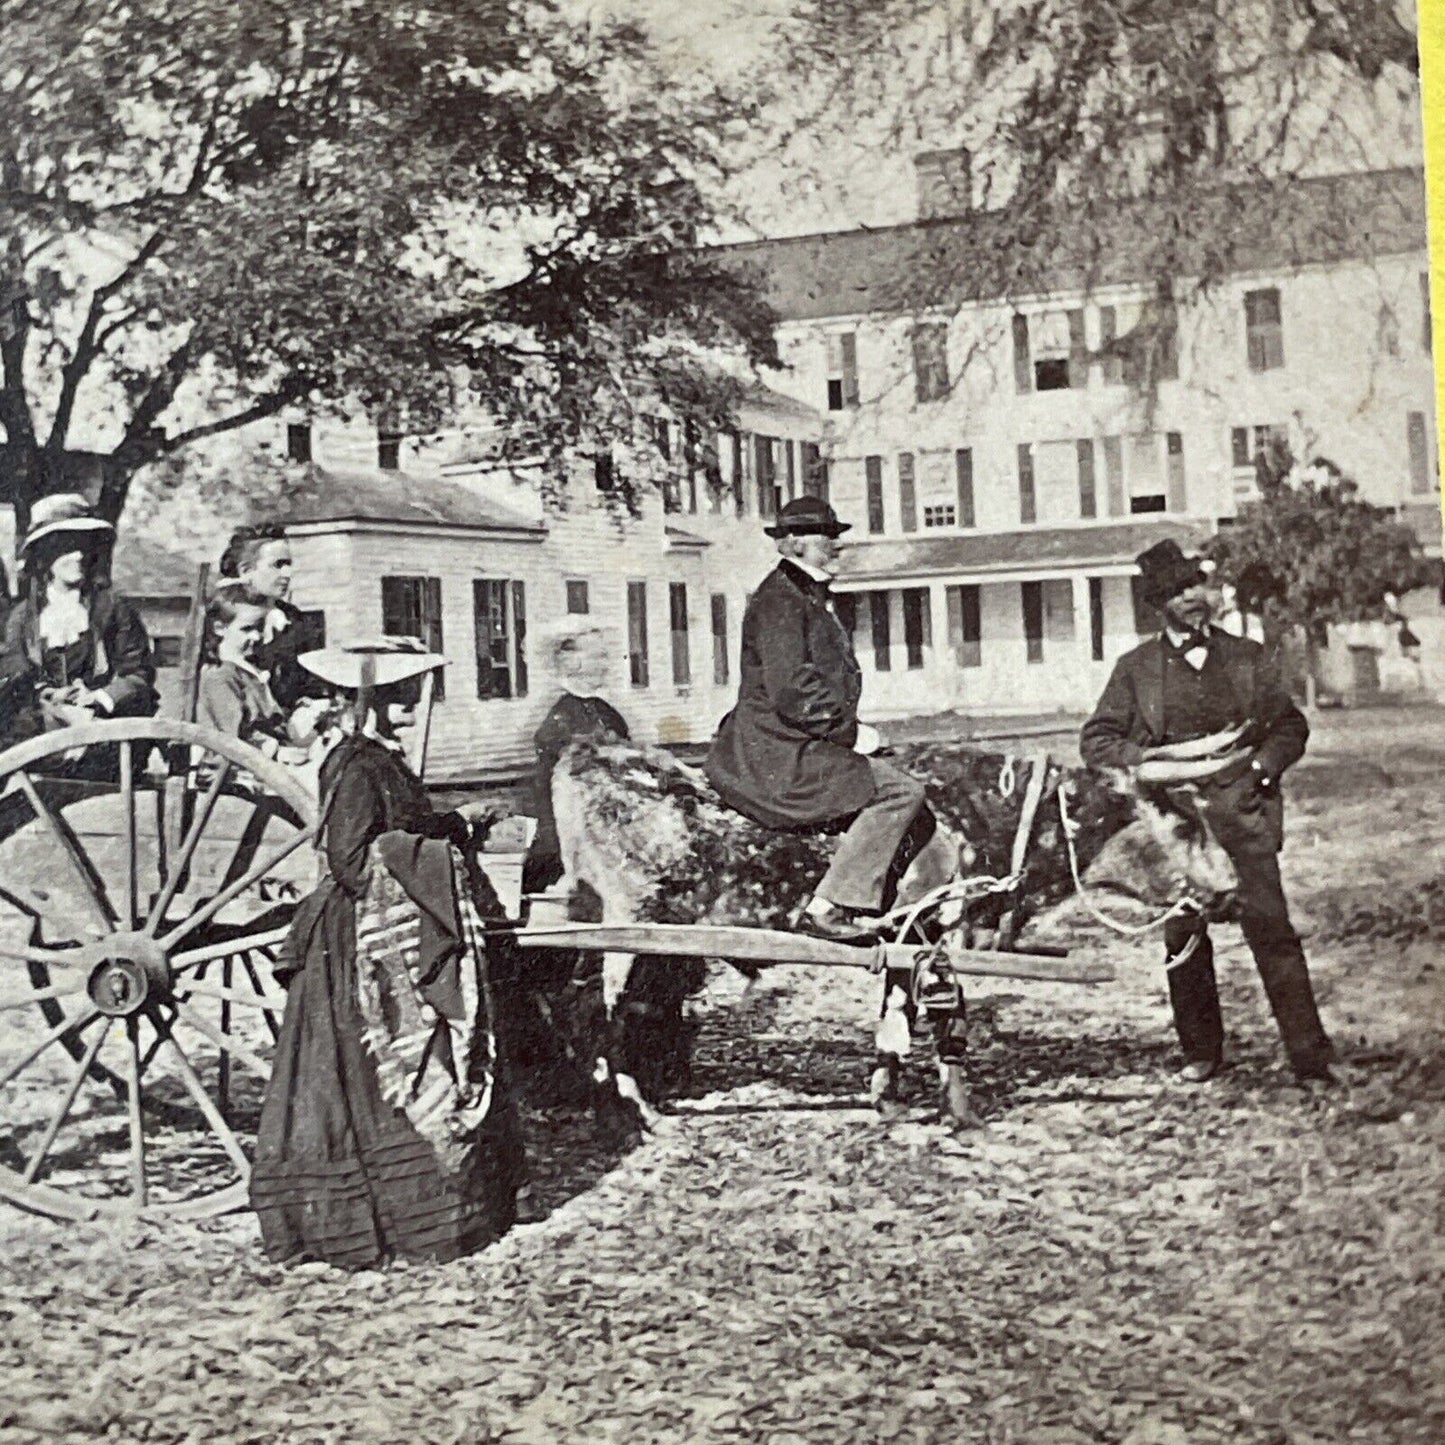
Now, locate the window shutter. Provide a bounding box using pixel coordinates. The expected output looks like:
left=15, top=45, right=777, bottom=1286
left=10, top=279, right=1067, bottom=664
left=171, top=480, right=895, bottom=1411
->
left=1012, top=313, right=1032, bottom=394
left=627, top=581, right=650, bottom=687
left=898, top=453, right=918, bottom=532
left=711, top=593, right=729, bottom=686
left=1021, top=582, right=1044, bottom=663
left=1102, top=435, right=1125, bottom=516
left=1408, top=411, right=1432, bottom=494
left=1165, top=432, right=1186, bottom=511
left=669, top=582, right=690, bottom=686
left=902, top=588, right=930, bottom=668
left=1088, top=577, right=1105, bottom=661
left=840, top=332, right=859, bottom=406
left=511, top=581, right=527, bottom=697
left=865, top=456, right=885, bottom=534
left=1067, top=309, right=1088, bottom=388
left=946, top=585, right=981, bottom=668
left=955, top=448, right=975, bottom=528
left=1077, top=439, right=1097, bottom=519
left=730, top=431, right=745, bottom=513
left=1099, top=306, right=1122, bottom=384
left=1017, top=444, right=1037, bottom=524
left=1422, top=271, right=1433, bottom=353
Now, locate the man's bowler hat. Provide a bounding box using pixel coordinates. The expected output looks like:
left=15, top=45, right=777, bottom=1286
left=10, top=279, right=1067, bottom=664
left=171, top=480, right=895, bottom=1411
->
left=1135, top=538, right=1207, bottom=609
left=764, top=497, right=852, bottom=539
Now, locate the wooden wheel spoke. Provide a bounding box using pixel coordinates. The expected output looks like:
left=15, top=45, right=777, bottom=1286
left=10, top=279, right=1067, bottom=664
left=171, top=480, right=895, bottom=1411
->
left=240, top=954, right=284, bottom=1041
left=119, top=743, right=138, bottom=929
left=124, top=1018, right=146, bottom=1206
left=154, top=1028, right=251, bottom=1179
left=13, top=770, right=116, bottom=932
left=146, top=760, right=233, bottom=934
left=22, top=1018, right=110, bottom=1184
left=0, top=1007, right=101, bottom=1092
left=170, top=1000, right=271, bottom=1079
left=179, top=979, right=288, bottom=1012
left=159, top=829, right=312, bottom=951
left=0, top=981, right=89, bottom=1010
left=170, top=927, right=291, bottom=973
left=0, top=883, right=104, bottom=945
left=0, top=939, right=87, bottom=969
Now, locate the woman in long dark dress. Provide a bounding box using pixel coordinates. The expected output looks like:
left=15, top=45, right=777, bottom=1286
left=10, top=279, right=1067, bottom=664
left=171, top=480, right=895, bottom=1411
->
left=249, top=641, right=523, bottom=1269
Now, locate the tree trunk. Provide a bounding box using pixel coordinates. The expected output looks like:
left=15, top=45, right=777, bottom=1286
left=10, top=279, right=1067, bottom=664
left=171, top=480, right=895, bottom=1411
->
left=0, top=443, right=128, bottom=534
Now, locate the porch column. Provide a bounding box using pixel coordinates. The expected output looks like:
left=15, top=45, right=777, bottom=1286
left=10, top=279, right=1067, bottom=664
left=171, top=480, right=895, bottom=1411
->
left=1071, top=572, right=1096, bottom=710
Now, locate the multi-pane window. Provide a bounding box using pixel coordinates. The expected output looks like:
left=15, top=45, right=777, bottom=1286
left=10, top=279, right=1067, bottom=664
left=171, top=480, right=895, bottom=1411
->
left=1230, top=424, right=1289, bottom=495
left=1127, top=434, right=1166, bottom=514
left=1077, top=439, right=1097, bottom=519
left=627, top=581, right=650, bottom=688
left=912, top=322, right=950, bottom=403
left=1017, top=444, right=1037, bottom=524
left=1021, top=582, right=1044, bottom=664
left=471, top=579, right=527, bottom=700
left=381, top=575, right=444, bottom=699
left=869, top=592, right=891, bottom=672
left=1407, top=411, right=1433, bottom=494
left=1244, top=287, right=1284, bottom=371
left=955, top=448, right=975, bottom=528
left=865, top=456, right=885, bottom=534
left=1088, top=578, right=1105, bottom=662
left=923, top=504, right=956, bottom=528
left=1014, top=310, right=1086, bottom=393
left=565, top=580, right=589, bottom=615
left=898, top=453, right=918, bottom=533
left=946, top=585, right=981, bottom=668
left=826, top=331, right=860, bottom=410
left=710, top=593, right=729, bottom=686
left=902, top=588, right=931, bottom=669
left=286, top=422, right=312, bottom=464
left=669, top=582, right=691, bottom=687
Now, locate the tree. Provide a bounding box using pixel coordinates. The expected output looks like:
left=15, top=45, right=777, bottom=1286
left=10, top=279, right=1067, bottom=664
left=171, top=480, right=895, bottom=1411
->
left=769, top=1, right=1420, bottom=346
left=1206, top=453, right=1430, bottom=645
left=0, top=0, right=779, bottom=529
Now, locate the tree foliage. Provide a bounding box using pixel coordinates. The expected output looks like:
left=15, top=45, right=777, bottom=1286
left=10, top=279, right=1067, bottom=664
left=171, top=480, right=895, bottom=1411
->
left=775, top=1, right=1419, bottom=304
left=1206, top=455, right=1430, bottom=634
left=0, top=0, right=779, bottom=527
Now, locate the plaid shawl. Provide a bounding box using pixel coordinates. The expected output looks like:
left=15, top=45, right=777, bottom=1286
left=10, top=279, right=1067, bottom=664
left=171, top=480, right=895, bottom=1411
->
left=353, top=833, right=499, bottom=1176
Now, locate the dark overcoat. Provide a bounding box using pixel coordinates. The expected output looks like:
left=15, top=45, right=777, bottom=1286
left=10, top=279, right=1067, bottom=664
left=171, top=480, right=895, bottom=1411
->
left=705, top=560, right=874, bottom=829
left=1079, top=631, right=1308, bottom=855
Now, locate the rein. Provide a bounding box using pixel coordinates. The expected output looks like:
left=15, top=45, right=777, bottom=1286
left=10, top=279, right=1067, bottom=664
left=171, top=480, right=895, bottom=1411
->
left=1056, top=783, right=1206, bottom=970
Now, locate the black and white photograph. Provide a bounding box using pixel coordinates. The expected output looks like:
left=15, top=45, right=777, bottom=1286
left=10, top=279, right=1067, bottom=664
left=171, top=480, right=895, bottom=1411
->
left=0, top=1, right=1441, bottom=1439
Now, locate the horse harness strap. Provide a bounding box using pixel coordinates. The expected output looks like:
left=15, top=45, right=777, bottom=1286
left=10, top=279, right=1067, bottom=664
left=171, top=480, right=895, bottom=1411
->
left=994, top=752, right=1050, bottom=950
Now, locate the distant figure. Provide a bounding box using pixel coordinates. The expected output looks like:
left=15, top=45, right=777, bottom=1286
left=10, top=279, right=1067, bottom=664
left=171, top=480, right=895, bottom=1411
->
left=0, top=495, right=157, bottom=748
left=523, top=618, right=630, bottom=895
left=217, top=524, right=325, bottom=713
left=196, top=583, right=311, bottom=760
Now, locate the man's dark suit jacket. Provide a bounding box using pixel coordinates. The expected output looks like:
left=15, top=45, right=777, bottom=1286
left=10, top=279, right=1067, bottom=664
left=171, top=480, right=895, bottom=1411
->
left=706, top=560, right=874, bottom=830
left=1079, top=630, right=1308, bottom=855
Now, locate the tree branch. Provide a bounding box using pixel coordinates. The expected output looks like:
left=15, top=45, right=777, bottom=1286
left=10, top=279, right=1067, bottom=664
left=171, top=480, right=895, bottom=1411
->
left=156, top=382, right=305, bottom=455
left=47, top=231, right=164, bottom=452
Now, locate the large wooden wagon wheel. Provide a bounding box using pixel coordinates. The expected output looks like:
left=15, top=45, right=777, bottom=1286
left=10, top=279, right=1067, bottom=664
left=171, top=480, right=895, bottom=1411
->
left=0, top=719, right=317, bottom=1221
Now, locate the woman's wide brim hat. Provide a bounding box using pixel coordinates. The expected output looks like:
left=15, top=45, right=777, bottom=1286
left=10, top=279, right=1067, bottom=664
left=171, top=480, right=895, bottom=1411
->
left=1134, top=538, right=1207, bottom=609
left=20, top=493, right=114, bottom=554
left=299, top=638, right=448, bottom=691
left=764, top=496, right=852, bottom=539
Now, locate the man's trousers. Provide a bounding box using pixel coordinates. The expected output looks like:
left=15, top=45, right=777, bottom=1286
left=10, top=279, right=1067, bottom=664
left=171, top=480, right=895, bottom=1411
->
left=815, top=758, right=929, bottom=913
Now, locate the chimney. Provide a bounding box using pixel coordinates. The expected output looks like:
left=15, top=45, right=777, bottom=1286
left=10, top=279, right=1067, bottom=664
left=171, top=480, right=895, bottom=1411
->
left=914, top=147, right=972, bottom=221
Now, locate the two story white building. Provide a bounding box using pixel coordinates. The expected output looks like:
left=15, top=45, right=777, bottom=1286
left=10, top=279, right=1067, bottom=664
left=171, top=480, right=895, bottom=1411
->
left=724, top=164, right=1440, bottom=718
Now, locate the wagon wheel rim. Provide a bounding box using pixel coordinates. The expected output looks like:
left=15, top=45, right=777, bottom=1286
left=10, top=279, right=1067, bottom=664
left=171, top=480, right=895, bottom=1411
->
left=0, top=719, right=316, bottom=1222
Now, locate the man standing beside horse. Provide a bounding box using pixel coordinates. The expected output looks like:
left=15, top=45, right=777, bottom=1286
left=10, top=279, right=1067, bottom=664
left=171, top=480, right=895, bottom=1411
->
left=1081, top=539, right=1335, bottom=1087
left=706, top=497, right=934, bottom=943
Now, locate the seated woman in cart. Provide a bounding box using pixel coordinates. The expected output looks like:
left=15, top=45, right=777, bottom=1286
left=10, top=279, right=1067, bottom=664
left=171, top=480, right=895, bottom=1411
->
left=0, top=494, right=157, bottom=754
left=249, top=638, right=523, bottom=1270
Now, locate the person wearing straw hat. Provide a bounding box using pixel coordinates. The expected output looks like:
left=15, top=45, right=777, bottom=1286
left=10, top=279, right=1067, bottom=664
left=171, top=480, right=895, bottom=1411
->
left=705, top=496, right=933, bottom=943
left=249, top=639, right=523, bottom=1269
left=1080, top=538, right=1334, bottom=1088
left=0, top=493, right=157, bottom=747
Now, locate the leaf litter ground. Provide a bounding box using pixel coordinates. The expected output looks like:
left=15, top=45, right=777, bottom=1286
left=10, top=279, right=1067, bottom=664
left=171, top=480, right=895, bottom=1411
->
left=1, top=706, right=1442, bottom=1444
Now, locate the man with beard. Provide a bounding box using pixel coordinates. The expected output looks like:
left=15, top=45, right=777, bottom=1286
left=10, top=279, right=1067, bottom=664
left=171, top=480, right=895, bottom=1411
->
left=1080, top=539, right=1334, bottom=1087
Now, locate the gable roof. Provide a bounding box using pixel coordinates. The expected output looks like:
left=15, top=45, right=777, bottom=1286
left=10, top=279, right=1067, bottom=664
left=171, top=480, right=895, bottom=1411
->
left=275, top=465, right=542, bottom=534
left=112, top=534, right=201, bottom=602
left=720, top=168, right=1426, bottom=323
left=835, top=518, right=1213, bottom=584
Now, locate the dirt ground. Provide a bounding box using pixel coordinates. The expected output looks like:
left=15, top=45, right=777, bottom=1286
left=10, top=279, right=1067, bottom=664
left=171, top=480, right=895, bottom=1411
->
left=1, top=705, right=1443, bottom=1444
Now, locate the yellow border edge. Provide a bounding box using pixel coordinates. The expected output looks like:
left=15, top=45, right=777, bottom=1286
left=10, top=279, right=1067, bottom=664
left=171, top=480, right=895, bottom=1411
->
left=1422, top=0, right=1445, bottom=545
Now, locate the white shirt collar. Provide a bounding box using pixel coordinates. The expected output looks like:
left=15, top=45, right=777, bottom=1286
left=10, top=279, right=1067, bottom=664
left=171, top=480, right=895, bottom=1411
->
left=788, top=557, right=835, bottom=584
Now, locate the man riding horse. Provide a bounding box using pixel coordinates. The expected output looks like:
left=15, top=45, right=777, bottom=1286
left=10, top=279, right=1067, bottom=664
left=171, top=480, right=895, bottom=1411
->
left=705, top=497, right=934, bottom=942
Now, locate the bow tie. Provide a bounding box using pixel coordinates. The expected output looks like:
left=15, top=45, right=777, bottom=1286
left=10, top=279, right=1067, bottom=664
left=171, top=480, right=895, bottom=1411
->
left=1167, top=629, right=1211, bottom=659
